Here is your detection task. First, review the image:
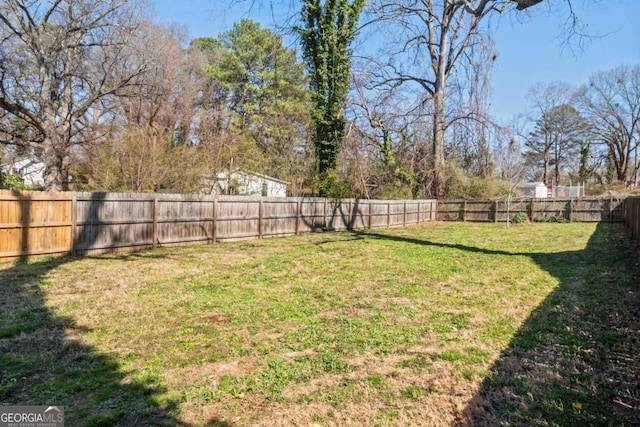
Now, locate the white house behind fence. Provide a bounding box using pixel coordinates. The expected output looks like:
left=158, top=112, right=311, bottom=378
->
left=2, top=158, right=45, bottom=188
left=206, top=170, right=290, bottom=197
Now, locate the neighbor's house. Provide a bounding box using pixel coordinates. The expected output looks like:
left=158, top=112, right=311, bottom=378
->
left=1, top=158, right=45, bottom=188
left=205, top=170, right=289, bottom=197
left=517, top=182, right=549, bottom=198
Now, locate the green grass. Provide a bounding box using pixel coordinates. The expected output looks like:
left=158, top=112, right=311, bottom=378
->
left=0, top=222, right=638, bottom=426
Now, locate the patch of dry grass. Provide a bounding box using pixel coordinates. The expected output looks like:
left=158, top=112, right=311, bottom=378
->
left=1, top=222, right=638, bottom=426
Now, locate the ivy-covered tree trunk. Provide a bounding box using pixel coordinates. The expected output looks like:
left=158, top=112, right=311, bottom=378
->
left=297, top=0, right=364, bottom=196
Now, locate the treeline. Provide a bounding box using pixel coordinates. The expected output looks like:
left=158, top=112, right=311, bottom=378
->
left=0, top=2, right=314, bottom=195
left=0, top=1, right=638, bottom=199
left=514, top=68, right=640, bottom=191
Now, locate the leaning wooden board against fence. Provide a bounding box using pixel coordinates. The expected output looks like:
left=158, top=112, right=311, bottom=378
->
left=436, top=197, right=627, bottom=222
left=0, top=192, right=437, bottom=260
left=0, top=190, right=73, bottom=261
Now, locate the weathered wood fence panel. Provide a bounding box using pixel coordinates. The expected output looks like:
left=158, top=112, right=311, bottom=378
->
left=74, top=193, right=155, bottom=255
left=260, top=198, right=298, bottom=238
left=0, top=190, right=73, bottom=261
left=215, top=197, right=260, bottom=241
left=158, top=195, right=215, bottom=246
left=298, top=198, right=326, bottom=232
left=437, top=197, right=627, bottom=223
left=626, top=197, right=640, bottom=241
left=369, top=201, right=390, bottom=228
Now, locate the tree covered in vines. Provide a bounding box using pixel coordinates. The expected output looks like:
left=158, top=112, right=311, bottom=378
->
left=297, top=0, right=364, bottom=195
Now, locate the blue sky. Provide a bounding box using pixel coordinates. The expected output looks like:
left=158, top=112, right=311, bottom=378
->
left=151, top=0, right=640, bottom=123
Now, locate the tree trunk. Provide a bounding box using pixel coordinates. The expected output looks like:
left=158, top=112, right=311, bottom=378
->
left=609, top=142, right=630, bottom=184
left=433, top=91, right=446, bottom=198
left=617, top=152, right=629, bottom=183
left=543, top=153, right=550, bottom=186
left=432, top=14, right=450, bottom=200
left=42, top=137, right=69, bottom=191
left=554, top=150, right=561, bottom=186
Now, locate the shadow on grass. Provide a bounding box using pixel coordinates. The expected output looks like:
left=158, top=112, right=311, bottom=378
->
left=0, top=256, right=175, bottom=426
left=462, top=223, right=640, bottom=426
left=364, top=223, right=640, bottom=425
left=0, top=258, right=233, bottom=426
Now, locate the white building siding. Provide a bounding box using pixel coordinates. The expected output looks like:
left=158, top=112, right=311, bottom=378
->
left=214, top=171, right=289, bottom=197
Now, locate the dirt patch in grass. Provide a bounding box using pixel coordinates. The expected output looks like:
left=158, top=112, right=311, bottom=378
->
left=180, top=358, right=261, bottom=381
left=202, top=312, right=233, bottom=324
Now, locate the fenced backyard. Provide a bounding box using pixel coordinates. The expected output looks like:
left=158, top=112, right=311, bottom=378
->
left=1, top=193, right=639, bottom=424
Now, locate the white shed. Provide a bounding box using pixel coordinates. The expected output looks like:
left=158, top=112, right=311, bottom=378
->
left=209, top=170, right=289, bottom=197
left=518, top=182, right=548, bottom=198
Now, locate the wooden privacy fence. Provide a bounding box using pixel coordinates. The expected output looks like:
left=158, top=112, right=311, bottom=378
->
left=0, top=191, right=73, bottom=260
left=437, top=197, right=627, bottom=223
left=0, top=191, right=437, bottom=260
left=626, top=196, right=640, bottom=242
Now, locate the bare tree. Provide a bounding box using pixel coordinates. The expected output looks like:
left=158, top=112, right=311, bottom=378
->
left=518, top=82, right=593, bottom=186
left=367, top=0, right=547, bottom=198
left=577, top=64, right=640, bottom=186
left=86, top=22, right=210, bottom=193
left=495, top=133, right=526, bottom=226
left=0, top=0, right=150, bottom=190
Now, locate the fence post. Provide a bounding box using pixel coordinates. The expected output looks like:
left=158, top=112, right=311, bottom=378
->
left=348, top=199, right=353, bottom=230
left=417, top=201, right=421, bottom=224
left=368, top=200, right=373, bottom=229
left=71, top=193, right=77, bottom=256
left=258, top=199, right=263, bottom=239
left=323, top=198, right=328, bottom=229
left=462, top=200, right=467, bottom=222
left=296, top=199, right=301, bottom=235
left=402, top=201, right=407, bottom=226
left=636, top=199, right=639, bottom=241
left=529, top=198, right=535, bottom=222
left=387, top=202, right=391, bottom=227
left=212, top=199, right=217, bottom=243
left=493, top=200, right=498, bottom=223
left=152, top=195, right=158, bottom=250
left=567, top=199, right=574, bottom=222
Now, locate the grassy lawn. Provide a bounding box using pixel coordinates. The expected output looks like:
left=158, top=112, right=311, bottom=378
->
left=1, top=222, right=638, bottom=426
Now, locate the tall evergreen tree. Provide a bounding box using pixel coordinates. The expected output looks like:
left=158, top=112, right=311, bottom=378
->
left=196, top=20, right=311, bottom=183
left=297, top=0, right=364, bottom=195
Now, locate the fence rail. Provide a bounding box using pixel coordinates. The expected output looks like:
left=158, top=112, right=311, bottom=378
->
left=0, top=191, right=437, bottom=260
left=436, top=197, right=627, bottom=223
